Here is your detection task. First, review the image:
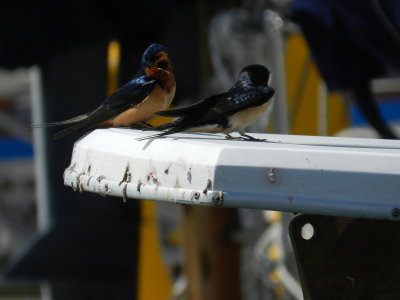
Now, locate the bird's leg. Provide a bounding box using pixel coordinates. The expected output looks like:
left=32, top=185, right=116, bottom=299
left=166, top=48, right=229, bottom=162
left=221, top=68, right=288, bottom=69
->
left=239, top=131, right=267, bottom=142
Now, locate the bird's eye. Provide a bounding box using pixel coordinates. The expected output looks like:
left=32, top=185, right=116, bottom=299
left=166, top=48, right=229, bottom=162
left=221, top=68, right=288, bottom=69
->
left=157, top=60, right=169, bottom=70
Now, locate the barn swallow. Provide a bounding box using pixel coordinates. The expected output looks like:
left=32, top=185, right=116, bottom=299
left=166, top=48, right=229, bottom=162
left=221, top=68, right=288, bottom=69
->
left=34, top=43, right=176, bottom=139
left=138, top=64, right=274, bottom=141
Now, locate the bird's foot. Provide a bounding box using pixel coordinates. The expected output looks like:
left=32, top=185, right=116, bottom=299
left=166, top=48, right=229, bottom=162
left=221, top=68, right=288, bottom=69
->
left=225, top=134, right=241, bottom=140
left=239, top=133, right=267, bottom=142
left=225, top=133, right=266, bottom=141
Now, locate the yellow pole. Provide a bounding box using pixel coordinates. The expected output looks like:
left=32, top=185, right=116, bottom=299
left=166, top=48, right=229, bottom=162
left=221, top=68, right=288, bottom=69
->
left=107, top=40, right=121, bottom=95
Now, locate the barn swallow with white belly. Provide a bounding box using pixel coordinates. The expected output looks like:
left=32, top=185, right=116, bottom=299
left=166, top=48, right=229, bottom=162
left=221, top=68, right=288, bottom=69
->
left=138, top=64, right=274, bottom=141
left=33, top=43, right=176, bottom=139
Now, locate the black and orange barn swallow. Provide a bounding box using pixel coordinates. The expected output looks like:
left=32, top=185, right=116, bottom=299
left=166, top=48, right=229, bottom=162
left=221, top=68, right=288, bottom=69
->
left=138, top=64, right=274, bottom=141
left=34, top=43, right=176, bottom=139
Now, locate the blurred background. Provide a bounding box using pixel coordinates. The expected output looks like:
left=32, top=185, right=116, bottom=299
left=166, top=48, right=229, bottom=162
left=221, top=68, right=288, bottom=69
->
left=0, top=0, right=399, bottom=299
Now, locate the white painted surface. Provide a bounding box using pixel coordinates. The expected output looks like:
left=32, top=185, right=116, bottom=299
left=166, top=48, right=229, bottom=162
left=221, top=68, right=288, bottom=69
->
left=64, top=128, right=400, bottom=220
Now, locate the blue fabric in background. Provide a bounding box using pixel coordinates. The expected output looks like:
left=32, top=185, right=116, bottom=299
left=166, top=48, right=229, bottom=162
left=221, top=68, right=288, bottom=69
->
left=351, top=98, right=400, bottom=125
left=0, top=138, right=33, bottom=160
left=290, top=0, right=400, bottom=91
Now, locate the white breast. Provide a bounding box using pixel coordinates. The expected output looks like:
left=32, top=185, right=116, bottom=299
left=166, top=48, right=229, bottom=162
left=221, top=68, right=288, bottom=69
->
left=226, top=100, right=273, bottom=133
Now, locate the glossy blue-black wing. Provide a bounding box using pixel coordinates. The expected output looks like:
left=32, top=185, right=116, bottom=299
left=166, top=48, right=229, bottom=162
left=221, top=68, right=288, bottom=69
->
left=54, top=76, right=157, bottom=139
left=103, top=76, right=157, bottom=111
left=204, top=86, right=274, bottom=120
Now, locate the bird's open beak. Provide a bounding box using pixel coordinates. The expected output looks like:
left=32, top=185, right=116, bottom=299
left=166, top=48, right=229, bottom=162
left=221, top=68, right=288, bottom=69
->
left=156, top=55, right=171, bottom=71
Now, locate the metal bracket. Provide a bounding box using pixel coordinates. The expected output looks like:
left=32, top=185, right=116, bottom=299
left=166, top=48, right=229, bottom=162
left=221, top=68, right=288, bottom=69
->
left=289, top=214, right=400, bottom=299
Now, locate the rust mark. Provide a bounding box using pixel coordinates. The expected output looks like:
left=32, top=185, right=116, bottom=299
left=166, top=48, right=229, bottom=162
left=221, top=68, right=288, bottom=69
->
left=187, top=168, right=192, bottom=183
left=76, top=174, right=82, bottom=191
left=76, top=173, right=85, bottom=193
left=137, top=180, right=143, bottom=193
left=86, top=164, right=91, bottom=175
left=119, top=164, right=131, bottom=186
left=86, top=176, right=93, bottom=187
left=97, top=175, right=106, bottom=183
left=203, top=179, right=212, bottom=194
left=147, top=171, right=160, bottom=188
left=122, top=183, right=128, bottom=203
left=78, top=178, right=84, bottom=193
left=164, top=164, right=171, bottom=175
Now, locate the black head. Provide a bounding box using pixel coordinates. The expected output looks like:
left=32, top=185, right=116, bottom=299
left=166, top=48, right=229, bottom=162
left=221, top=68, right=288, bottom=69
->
left=141, top=43, right=170, bottom=69
left=239, top=64, right=271, bottom=85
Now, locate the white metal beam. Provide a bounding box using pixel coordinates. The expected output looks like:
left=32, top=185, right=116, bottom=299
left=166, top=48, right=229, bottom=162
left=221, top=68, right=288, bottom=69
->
left=64, top=129, right=400, bottom=220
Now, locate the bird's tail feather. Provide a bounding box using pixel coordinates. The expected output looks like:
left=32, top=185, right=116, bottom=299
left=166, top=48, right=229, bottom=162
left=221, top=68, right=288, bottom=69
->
left=29, top=114, right=88, bottom=128
left=155, top=104, right=200, bottom=117
left=53, top=121, right=97, bottom=140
